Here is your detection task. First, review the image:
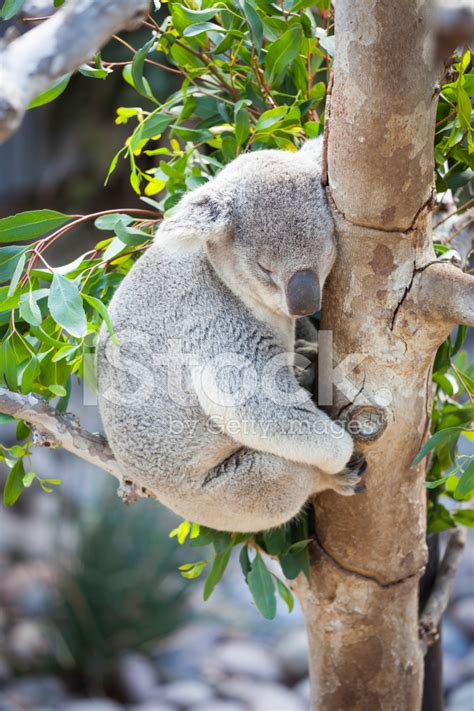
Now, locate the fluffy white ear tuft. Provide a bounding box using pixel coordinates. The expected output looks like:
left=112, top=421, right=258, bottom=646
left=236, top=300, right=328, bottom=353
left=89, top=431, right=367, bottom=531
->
left=156, top=182, right=232, bottom=255
left=298, top=136, right=324, bottom=168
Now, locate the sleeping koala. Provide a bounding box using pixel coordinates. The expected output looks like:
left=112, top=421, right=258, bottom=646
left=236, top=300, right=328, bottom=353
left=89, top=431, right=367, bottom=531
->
left=96, top=139, right=367, bottom=533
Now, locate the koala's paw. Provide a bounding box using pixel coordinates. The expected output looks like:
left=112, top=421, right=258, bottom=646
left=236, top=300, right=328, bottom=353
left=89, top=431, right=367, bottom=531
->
left=294, top=341, right=318, bottom=392
left=331, top=453, right=368, bottom=496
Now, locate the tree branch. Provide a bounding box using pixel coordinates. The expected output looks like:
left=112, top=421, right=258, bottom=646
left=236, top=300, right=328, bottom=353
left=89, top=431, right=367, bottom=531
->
left=435, top=5, right=474, bottom=60
left=413, top=261, right=474, bottom=327
left=0, top=0, right=150, bottom=143
left=419, top=526, right=467, bottom=649
left=0, top=386, right=121, bottom=480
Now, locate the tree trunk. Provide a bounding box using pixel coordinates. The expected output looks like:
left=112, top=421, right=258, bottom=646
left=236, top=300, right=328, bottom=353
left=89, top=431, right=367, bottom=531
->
left=295, top=1, right=472, bottom=708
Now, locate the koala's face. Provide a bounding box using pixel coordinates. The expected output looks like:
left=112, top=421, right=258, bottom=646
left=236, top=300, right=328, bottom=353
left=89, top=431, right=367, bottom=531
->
left=158, top=144, right=337, bottom=318
left=228, top=157, right=336, bottom=318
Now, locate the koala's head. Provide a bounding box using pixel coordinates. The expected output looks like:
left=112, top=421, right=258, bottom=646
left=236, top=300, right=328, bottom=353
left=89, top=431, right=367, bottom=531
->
left=157, top=140, right=336, bottom=318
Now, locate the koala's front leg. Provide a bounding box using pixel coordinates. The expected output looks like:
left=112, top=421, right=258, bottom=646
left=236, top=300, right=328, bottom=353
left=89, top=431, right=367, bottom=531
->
left=193, top=359, right=355, bottom=476
left=294, top=316, right=319, bottom=392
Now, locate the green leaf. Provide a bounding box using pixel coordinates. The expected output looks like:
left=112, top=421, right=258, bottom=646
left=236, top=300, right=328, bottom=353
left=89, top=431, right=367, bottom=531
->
left=22, top=470, right=36, bottom=488
left=454, top=461, right=474, bottom=500
left=411, top=427, right=465, bottom=467
left=78, top=64, right=111, bottom=79
left=247, top=552, right=276, bottom=619
left=265, top=26, right=302, bottom=81
left=0, top=247, right=27, bottom=284
left=178, top=6, right=220, bottom=23
left=20, top=355, right=40, bottom=394
left=183, top=22, right=225, bottom=37
left=179, top=560, right=208, bottom=579
left=262, top=527, right=289, bottom=555
left=428, top=504, right=455, bottom=534
left=95, top=213, right=134, bottom=231
left=3, top=459, right=25, bottom=506
left=203, top=546, right=233, bottom=600
left=48, top=273, right=87, bottom=338
left=242, top=0, right=263, bottom=54
left=169, top=519, right=191, bottom=544
left=83, top=294, right=118, bottom=345
left=286, top=539, right=312, bottom=554
left=1, top=338, right=18, bottom=390
left=453, top=510, right=474, bottom=528
left=131, top=38, right=157, bottom=101
left=255, top=106, right=288, bottom=131
left=0, top=0, right=24, bottom=20
left=0, top=209, right=74, bottom=242
left=239, top=545, right=252, bottom=579
left=274, top=576, right=294, bottom=612
left=114, top=222, right=150, bottom=247
left=7, top=252, right=26, bottom=296
left=29, top=75, right=72, bottom=108
left=49, top=384, right=67, bottom=397
left=235, top=106, right=251, bottom=147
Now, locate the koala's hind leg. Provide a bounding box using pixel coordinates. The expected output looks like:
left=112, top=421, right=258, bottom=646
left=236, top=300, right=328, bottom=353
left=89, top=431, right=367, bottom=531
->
left=185, top=448, right=365, bottom=533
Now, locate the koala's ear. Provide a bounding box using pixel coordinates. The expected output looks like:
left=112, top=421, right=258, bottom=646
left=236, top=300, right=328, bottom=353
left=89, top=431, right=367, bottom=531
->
left=298, top=137, right=323, bottom=167
left=156, top=182, right=232, bottom=255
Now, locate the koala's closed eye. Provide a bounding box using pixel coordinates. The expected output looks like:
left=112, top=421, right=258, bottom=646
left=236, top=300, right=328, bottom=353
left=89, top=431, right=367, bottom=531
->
left=257, top=261, right=273, bottom=278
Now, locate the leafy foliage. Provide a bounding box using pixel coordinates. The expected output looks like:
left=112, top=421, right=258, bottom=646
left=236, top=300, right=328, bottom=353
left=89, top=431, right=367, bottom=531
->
left=0, top=1, right=473, bottom=616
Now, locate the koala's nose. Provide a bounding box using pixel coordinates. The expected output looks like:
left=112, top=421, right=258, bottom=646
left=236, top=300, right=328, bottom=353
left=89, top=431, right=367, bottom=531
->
left=286, top=270, right=320, bottom=317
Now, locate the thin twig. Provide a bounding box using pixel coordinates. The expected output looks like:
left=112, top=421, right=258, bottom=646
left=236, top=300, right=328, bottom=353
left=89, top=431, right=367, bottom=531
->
left=419, top=526, right=467, bottom=650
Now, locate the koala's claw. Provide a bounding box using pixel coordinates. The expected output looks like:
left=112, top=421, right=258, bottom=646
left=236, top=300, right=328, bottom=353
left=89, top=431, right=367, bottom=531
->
left=346, top=452, right=368, bottom=478
left=328, top=453, right=368, bottom=496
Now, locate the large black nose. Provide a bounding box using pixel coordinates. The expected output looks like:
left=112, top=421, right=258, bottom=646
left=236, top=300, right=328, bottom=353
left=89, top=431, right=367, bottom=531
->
left=286, top=270, right=320, bottom=317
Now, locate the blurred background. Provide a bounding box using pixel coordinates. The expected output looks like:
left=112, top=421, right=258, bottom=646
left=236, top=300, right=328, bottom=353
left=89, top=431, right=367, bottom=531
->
left=0, top=10, right=473, bottom=711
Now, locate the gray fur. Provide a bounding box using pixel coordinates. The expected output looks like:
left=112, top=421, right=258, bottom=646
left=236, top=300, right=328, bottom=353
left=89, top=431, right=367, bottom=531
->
left=96, top=139, right=359, bottom=533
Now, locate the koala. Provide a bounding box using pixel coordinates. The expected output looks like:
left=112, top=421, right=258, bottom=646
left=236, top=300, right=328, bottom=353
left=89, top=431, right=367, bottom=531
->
left=96, top=139, right=367, bottom=533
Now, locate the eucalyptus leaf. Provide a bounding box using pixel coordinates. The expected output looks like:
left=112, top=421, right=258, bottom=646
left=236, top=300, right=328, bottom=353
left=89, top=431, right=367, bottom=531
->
left=48, top=274, right=87, bottom=338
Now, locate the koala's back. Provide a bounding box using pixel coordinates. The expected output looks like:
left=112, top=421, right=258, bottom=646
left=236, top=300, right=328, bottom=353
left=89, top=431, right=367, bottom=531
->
left=97, top=243, right=262, bottom=496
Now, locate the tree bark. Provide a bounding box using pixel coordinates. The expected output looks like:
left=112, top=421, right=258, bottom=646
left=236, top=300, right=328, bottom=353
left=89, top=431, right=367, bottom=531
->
left=296, top=1, right=474, bottom=709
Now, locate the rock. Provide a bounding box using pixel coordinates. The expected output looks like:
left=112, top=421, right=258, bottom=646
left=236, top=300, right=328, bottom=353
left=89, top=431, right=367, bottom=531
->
left=5, top=676, right=66, bottom=709
left=7, top=620, right=49, bottom=666
left=0, top=561, right=55, bottom=612
left=191, top=703, right=245, bottom=711
left=220, top=679, right=306, bottom=711
left=442, top=619, right=471, bottom=660
left=213, top=641, right=281, bottom=682
left=128, top=704, right=176, bottom=711
left=446, top=680, right=474, bottom=711
left=62, top=701, right=122, bottom=711
left=460, top=645, right=474, bottom=680
left=0, top=657, right=11, bottom=684
left=0, top=694, right=14, bottom=711
left=451, top=598, right=474, bottom=638
left=294, top=677, right=310, bottom=703
left=153, top=623, right=226, bottom=682
left=443, top=654, right=464, bottom=691
left=275, top=629, right=308, bottom=683
left=112, top=653, right=158, bottom=703
left=162, top=680, right=214, bottom=707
